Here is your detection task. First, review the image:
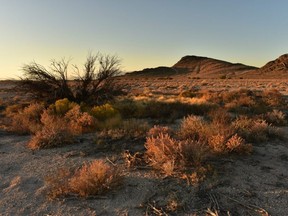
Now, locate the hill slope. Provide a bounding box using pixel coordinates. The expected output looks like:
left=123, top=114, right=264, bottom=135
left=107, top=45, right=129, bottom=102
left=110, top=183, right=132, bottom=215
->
left=172, top=55, right=258, bottom=78
left=242, top=54, right=288, bottom=78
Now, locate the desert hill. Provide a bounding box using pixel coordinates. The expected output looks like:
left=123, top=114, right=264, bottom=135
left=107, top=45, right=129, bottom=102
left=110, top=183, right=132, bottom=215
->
left=242, top=54, right=288, bottom=78
left=124, top=54, right=288, bottom=79
left=125, top=66, right=179, bottom=77
left=172, top=55, right=258, bottom=78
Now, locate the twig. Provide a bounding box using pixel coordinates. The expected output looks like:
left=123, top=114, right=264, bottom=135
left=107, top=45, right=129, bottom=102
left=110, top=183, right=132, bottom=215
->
left=220, top=193, right=269, bottom=216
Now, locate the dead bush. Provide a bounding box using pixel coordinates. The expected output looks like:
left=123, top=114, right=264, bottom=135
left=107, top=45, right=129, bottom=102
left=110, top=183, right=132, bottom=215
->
left=180, top=139, right=210, bottom=165
left=178, top=115, right=207, bottom=140
left=232, top=116, right=283, bottom=143
left=27, top=110, right=74, bottom=149
left=145, top=133, right=184, bottom=175
left=64, top=105, right=96, bottom=134
left=69, top=160, right=122, bottom=197
left=147, top=125, right=173, bottom=138
left=17, top=53, right=123, bottom=104
left=264, top=109, right=287, bottom=126
left=46, top=160, right=122, bottom=199
left=8, top=103, right=44, bottom=134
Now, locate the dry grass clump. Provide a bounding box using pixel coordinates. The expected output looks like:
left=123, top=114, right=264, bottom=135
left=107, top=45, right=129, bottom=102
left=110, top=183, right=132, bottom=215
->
left=46, top=159, right=122, bottom=199
left=27, top=110, right=74, bottom=149
left=8, top=103, right=44, bottom=134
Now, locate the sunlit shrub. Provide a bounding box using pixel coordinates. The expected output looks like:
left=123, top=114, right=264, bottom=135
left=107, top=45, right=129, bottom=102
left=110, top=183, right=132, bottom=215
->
left=8, top=103, right=44, bottom=134
left=64, top=105, right=96, bottom=134
left=69, top=160, right=122, bottom=197
left=145, top=133, right=184, bottom=175
left=178, top=115, right=207, bottom=140
left=27, top=110, right=74, bottom=149
left=46, top=160, right=122, bottom=199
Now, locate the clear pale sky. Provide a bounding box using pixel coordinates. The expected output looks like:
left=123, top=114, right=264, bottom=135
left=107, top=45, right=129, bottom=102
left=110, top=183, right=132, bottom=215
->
left=0, top=0, right=287, bottom=79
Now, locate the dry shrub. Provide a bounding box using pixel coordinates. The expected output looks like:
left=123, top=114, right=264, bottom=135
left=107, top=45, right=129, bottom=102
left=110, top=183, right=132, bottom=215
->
left=179, top=115, right=252, bottom=154
left=264, top=109, right=287, bottom=126
left=179, top=115, right=207, bottom=140
left=27, top=110, right=74, bottom=149
left=69, top=160, right=122, bottom=197
left=147, top=125, right=173, bottom=138
left=180, top=139, right=210, bottom=165
left=8, top=103, right=44, bottom=134
left=181, top=166, right=211, bottom=186
left=98, top=118, right=149, bottom=139
left=64, top=105, right=96, bottom=134
left=123, top=151, right=144, bottom=168
left=145, top=133, right=209, bottom=175
left=145, top=133, right=184, bottom=175
left=232, top=116, right=283, bottom=143
left=262, top=89, right=286, bottom=107
left=46, top=160, right=122, bottom=199
left=208, top=108, right=233, bottom=126
left=226, top=134, right=252, bottom=154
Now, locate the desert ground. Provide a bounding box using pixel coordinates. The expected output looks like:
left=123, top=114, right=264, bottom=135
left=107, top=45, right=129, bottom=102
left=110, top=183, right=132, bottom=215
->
left=1, top=77, right=288, bottom=216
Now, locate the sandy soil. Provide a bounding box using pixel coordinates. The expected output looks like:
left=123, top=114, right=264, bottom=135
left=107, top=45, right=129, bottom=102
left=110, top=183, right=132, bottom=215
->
left=1, top=79, right=288, bottom=215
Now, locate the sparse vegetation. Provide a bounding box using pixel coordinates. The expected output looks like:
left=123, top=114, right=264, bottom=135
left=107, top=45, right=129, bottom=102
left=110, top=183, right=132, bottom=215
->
left=2, top=72, right=288, bottom=215
left=46, top=160, right=122, bottom=199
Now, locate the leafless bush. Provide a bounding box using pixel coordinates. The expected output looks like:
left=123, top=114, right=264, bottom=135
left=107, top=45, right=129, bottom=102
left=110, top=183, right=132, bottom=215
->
left=18, top=53, right=123, bottom=104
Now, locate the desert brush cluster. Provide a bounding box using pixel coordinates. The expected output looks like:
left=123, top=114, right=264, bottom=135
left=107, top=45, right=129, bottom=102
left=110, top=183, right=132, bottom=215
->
left=1, top=54, right=288, bottom=215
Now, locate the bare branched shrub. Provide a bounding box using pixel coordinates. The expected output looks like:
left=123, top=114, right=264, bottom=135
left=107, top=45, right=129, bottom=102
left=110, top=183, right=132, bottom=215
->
left=8, top=103, right=44, bottom=134
left=18, top=53, right=122, bottom=104
left=46, top=160, right=122, bottom=199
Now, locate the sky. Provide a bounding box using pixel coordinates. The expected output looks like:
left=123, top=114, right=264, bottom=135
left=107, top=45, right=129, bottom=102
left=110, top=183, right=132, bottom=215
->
left=0, top=0, right=288, bottom=79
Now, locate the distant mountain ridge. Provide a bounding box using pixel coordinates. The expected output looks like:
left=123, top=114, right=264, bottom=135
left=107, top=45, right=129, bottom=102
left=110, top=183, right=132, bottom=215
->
left=125, top=54, right=288, bottom=78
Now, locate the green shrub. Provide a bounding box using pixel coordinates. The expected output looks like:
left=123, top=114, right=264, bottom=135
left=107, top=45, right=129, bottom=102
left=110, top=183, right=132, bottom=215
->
left=49, top=98, right=77, bottom=115
left=90, top=103, right=119, bottom=121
